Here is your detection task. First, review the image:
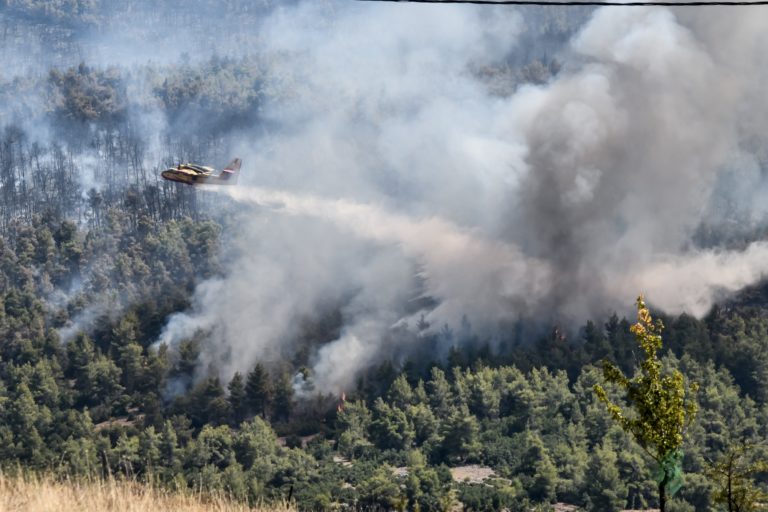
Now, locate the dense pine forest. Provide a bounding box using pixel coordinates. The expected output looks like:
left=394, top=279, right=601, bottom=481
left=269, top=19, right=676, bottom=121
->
left=6, top=204, right=768, bottom=510
left=3, top=1, right=768, bottom=511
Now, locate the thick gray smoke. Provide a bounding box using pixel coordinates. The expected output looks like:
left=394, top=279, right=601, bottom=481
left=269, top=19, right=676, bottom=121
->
left=155, top=3, right=768, bottom=391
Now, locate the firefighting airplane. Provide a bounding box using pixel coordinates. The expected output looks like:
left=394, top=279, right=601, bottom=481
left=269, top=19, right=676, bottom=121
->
left=161, top=158, right=241, bottom=186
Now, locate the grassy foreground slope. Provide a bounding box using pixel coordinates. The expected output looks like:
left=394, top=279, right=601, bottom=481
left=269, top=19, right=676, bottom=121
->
left=0, top=473, right=293, bottom=512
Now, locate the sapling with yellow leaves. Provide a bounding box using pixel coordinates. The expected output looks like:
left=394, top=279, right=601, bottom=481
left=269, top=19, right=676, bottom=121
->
left=594, top=295, right=699, bottom=512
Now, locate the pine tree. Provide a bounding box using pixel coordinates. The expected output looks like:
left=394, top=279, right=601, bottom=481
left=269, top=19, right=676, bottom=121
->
left=427, top=367, right=453, bottom=417
left=245, top=363, right=272, bottom=419
left=227, top=372, right=247, bottom=424
left=336, top=400, right=373, bottom=460
left=585, top=441, right=628, bottom=511
left=272, top=371, right=294, bottom=423
left=388, top=374, right=414, bottom=409
left=440, top=404, right=481, bottom=463
left=159, top=420, right=180, bottom=473
left=190, top=377, right=229, bottom=427
left=66, top=333, right=95, bottom=381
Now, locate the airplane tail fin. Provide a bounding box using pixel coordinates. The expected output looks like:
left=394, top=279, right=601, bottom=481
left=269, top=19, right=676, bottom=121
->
left=219, top=158, right=241, bottom=184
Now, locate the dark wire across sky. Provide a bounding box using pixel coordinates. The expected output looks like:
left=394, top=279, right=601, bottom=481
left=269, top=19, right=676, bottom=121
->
left=358, top=0, right=768, bottom=6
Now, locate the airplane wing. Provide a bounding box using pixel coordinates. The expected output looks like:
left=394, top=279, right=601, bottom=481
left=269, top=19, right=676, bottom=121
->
left=184, top=164, right=214, bottom=175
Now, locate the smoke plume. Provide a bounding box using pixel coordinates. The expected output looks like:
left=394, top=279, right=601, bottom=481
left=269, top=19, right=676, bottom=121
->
left=147, top=2, right=768, bottom=390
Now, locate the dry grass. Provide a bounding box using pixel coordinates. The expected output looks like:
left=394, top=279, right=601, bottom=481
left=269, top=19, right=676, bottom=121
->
left=449, top=465, right=496, bottom=484
left=0, top=473, right=294, bottom=512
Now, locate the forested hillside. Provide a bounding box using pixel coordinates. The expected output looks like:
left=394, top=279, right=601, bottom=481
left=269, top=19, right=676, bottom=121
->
left=3, top=204, right=768, bottom=510
left=2, top=1, right=768, bottom=511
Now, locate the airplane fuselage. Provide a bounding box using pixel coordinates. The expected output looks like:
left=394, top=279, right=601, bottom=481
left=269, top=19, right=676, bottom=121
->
left=161, top=162, right=238, bottom=186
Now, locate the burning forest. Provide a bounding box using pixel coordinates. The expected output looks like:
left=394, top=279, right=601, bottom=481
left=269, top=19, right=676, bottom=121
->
left=0, top=1, right=768, bottom=510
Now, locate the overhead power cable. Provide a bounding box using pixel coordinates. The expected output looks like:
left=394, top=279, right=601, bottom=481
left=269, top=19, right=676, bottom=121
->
left=358, top=0, right=768, bottom=6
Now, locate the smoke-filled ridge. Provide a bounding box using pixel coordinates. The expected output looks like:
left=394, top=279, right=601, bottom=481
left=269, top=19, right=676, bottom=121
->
left=147, top=3, right=768, bottom=390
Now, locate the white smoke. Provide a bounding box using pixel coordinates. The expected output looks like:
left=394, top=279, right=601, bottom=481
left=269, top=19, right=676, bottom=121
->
left=157, top=2, right=768, bottom=391
left=627, top=243, right=768, bottom=317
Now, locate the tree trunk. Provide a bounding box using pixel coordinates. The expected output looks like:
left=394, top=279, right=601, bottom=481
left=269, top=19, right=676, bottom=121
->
left=659, top=473, right=668, bottom=512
